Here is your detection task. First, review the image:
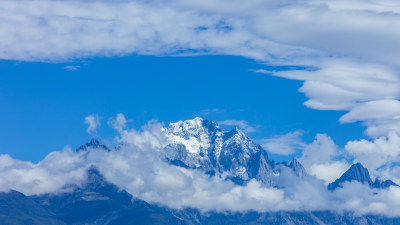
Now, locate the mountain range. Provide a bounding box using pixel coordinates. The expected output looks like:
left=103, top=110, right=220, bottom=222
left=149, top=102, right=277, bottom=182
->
left=162, top=117, right=306, bottom=186
left=0, top=117, right=399, bottom=224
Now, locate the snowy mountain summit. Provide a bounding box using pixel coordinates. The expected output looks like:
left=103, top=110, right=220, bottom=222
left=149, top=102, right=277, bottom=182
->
left=162, top=117, right=306, bottom=186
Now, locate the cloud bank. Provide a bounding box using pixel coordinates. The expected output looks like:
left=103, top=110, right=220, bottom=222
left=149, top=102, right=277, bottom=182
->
left=1, top=119, right=400, bottom=216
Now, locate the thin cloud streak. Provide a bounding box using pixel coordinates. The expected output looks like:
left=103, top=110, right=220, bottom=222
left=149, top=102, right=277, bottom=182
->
left=219, top=120, right=256, bottom=133
left=259, top=130, right=306, bottom=156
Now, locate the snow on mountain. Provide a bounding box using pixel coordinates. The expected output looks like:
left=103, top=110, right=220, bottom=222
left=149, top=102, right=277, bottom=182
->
left=74, top=118, right=307, bottom=187
left=162, top=117, right=306, bottom=186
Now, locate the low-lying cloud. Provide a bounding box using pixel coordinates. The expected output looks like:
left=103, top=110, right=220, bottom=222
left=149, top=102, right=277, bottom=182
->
left=260, top=130, right=306, bottom=155
left=1, top=119, right=400, bottom=216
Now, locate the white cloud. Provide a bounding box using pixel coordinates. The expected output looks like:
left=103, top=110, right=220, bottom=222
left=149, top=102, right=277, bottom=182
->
left=0, top=148, right=88, bottom=195
left=299, top=133, right=350, bottom=183
left=259, top=130, right=305, bottom=155
left=340, top=100, right=400, bottom=137
left=309, top=162, right=349, bottom=184
left=219, top=119, right=256, bottom=133
left=340, top=100, right=400, bottom=124
left=108, top=113, right=128, bottom=132
left=345, top=132, right=400, bottom=174
left=64, top=65, right=80, bottom=71
left=84, top=114, right=101, bottom=134
left=1, top=121, right=400, bottom=216
left=272, top=60, right=400, bottom=111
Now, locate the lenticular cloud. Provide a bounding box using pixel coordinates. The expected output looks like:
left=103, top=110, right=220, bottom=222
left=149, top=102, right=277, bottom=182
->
left=1, top=121, right=400, bottom=216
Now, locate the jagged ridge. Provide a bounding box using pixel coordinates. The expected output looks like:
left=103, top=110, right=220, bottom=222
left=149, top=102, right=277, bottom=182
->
left=328, top=163, right=399, bottom=190
left=76, top=138, right=111, bottom=152
left=162, top=117, right=306, bottom=186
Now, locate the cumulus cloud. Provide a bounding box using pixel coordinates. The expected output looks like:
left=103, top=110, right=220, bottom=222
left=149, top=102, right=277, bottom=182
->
left=218, top=119, right=256, bottom=133
left=84, top=114, right=101, bottom=134
left=0, top=148, right=88, bottom=195
left=259, top=130, right=306, bottom=155
left=299, top=134, right=350, bottom=183
left=345, top=132, right=400, bottom=181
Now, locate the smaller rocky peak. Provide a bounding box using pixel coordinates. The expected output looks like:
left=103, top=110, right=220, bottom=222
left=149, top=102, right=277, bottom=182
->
left=328, top=163, right=372, bottom=190
left=288, top=158, right=307, bottom=177
left=328, top=162, right=398, bottom=190
left=373, top=177, right=399, bottom=189
left=76, top=138, right=111, bottom=152
left=344, top=163, right=373, bottom=183
left=86, top=165, right=106, bottom=186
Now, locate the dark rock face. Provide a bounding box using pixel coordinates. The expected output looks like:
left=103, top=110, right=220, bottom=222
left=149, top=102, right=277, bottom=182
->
left=33, top=166, right=186, bottom=225
left=0, top=190, right=65, bottom=225
left=1, top=167, right=400, bottom=224
left=76, top=138, right=110, bottom=152
left=328, top=163, right=398, bottom=190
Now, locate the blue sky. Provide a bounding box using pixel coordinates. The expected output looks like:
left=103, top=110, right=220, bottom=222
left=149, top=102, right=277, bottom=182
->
left=1, top=55, right=363, bottom=162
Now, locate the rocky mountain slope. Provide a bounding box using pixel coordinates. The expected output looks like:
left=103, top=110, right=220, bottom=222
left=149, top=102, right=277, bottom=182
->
left=162, top=117, right=305, bottom=186
left=328, top=163, right=398, bottom=190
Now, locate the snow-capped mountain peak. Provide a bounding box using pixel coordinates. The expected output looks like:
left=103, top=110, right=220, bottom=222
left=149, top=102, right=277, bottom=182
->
left=162, top=117, right=306, bottom=186
left=162, top=117, right=223, bottom=155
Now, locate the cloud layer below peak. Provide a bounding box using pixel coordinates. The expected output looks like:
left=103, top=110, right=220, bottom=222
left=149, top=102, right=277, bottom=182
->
left=1, top=119, right=400, bottom=216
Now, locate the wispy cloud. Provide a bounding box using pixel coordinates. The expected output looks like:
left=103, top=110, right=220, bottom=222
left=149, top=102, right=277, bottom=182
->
left=219, top=119, right=256, bottom=133
left=64, top=65, right=80, bottom=71
left=84, top=114, right=101, bottom=134
left=259, top=130, right=306, bottom=155
left=108, top=113, right=128, bottom=132
left=196, top=108, right=223, bottom=116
